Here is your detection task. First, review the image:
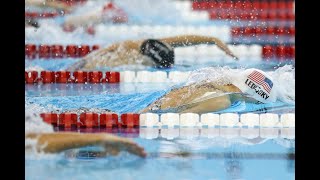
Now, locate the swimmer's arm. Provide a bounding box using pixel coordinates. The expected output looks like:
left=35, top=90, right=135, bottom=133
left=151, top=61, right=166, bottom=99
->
left=26, top=132, right=146, bottom=157
left=26, top=0, right=72, bottom=12
left=140, top=84, right=239, bottom=114
left=160, top=35, right=238, bottom=60
left=140, top=92, right=232, bottom=114
left=66, top=40, right=141, bottom=71
left=179, top=84, right=243, bottom=113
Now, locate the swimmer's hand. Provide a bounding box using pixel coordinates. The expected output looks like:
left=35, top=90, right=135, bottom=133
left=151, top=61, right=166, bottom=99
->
left=230, top=54, right=239, bottom=61
left=212, top=38, right=239, bottom=60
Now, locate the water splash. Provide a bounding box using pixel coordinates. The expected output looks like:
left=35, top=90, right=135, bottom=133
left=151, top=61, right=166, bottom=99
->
left=269, top=65, right=295, bottom=104
left=185, top=66, right=295, bottom=104
left=25, top=103, right=55, bottom=134
left=186, top=66, right=245, bottom=86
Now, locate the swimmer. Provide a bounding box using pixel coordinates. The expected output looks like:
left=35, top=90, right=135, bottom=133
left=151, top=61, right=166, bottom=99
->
left=26, top=0, right=127, bottom=29
left=25, top=0, right=73, bottom=12
left=25, top=132, right=146, bottom=157
left=25, top=113, right=146, bottom=158
left=141, top=68, right=281, bottom=114
left=66, top=35, right=239, bottom=71
left=62, top=2, right=128, bottom=30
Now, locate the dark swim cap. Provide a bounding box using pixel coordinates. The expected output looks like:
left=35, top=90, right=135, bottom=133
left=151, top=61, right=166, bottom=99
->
left=140, top=39, right=174, bottom=68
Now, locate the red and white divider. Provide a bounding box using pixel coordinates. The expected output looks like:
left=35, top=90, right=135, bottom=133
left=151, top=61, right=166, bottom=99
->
left=25, top=44, right=100, bottom=59
left=25, top=70, right=191, bottom=84
left=25, top=12, right=60, bottom=18
left=175, top=44, right=295, bottom=60
left=191, top=0, right=295, bottom=11
left=26, top=43, right=295, bottom=60
left=41, top=112, right=295, bottom=129
left=41, top=112, right=294, bottom=139
left=190, top=0, right=295, bottom=21
left=25, top=71, right=119, bottom=84
left=231, top=26, right=295, bottom=37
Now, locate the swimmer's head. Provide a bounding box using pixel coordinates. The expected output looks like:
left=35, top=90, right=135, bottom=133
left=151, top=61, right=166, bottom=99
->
left=25, top=18, right=39, bottom=28
left=140, top=39, right=174, bottom=68
left=232, top=68, right=277, bottom=103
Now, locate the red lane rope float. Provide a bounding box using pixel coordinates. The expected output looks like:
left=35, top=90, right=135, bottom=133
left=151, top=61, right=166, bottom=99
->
left=25, top=12, right=60, bottom=18
left=59, top=113, right=78, bottom=128
left=41, top=112, right=136, bottom=129
left=26, top=44, right=295, bottom=61
left=192, top=1, right=294, bottom=11
left=40, top=112, right=295, bottom=131
left=120, top=113, right=140, bottom=128
left=40, top=113, right=58, bottom=126
left=58, top=0, right=88, bottom=6
left=25, top=44, right=100, bottom=59
left=25, top=71, right=120, bottom=84
left=262, top=45, right=295, bottom=60
left=231, top=26, right=295, bottom=37
left=100, top=113, right=119, bottom=128
left=79, top=113, right=99, bottom=128
left=208, top=10, right=294, bottom=21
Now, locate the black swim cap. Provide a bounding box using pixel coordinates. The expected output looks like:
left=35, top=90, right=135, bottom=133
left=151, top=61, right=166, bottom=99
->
left=140, top=39, right=174, bottom=68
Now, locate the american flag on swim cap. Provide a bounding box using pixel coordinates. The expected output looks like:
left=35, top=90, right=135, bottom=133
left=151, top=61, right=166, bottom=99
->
left=248, top=70, right=273, bottom=93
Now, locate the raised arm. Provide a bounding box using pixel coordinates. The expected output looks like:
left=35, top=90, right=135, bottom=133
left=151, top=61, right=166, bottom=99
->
left=160, top=35, right=238, bottom=60
left=26, top=132, right=146, bottom=157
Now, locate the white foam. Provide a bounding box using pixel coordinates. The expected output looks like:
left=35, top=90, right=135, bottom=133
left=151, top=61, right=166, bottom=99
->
left=186, top=66, right=295, bottom=104
left=268, top=65, right=295, bottom=104
left=25, top=105, right=54, bottom=134
left=25, top=65, right=45, bottom=72
left=25, top=103, right=55, bottom=157
left=186, top=66, right=244, bottom=86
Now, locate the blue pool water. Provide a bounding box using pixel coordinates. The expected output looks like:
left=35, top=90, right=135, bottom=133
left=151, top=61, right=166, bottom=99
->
left=26, top=133, right=294, bottom=180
